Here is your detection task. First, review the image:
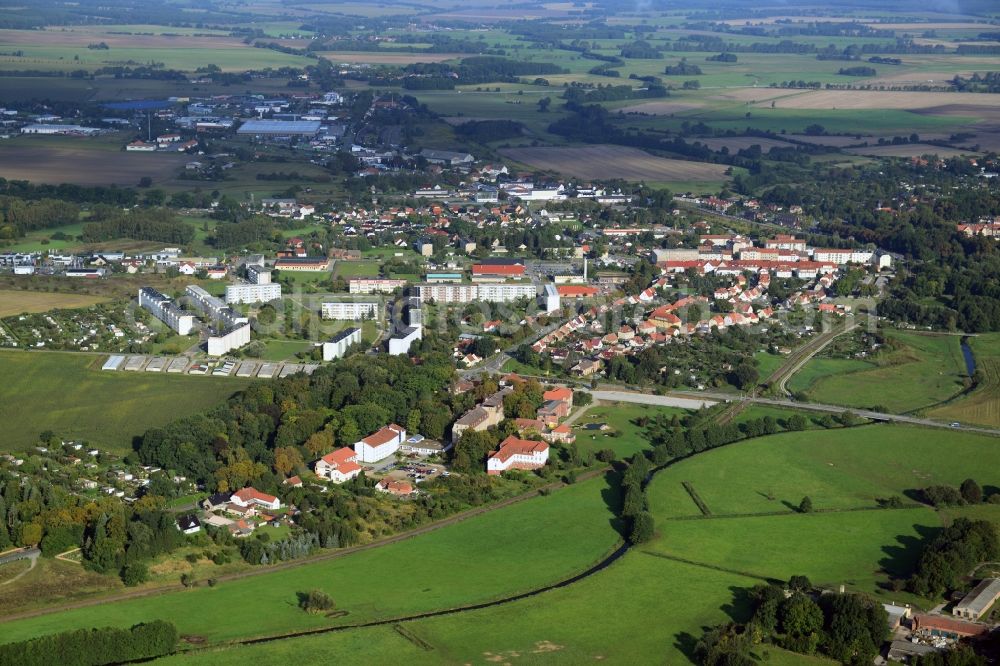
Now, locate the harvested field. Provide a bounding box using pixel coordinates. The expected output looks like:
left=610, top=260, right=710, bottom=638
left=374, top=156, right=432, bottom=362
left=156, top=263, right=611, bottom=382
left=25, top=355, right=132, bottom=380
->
left=317, top=51, right=462, bottom=64
left=763, top=90, right=1000, bottom=111
left=0, top=28, right=250, bottom=50
left=691, top=136, right=797, bottom=152
left=0, top=290, right=110, bottom=317
left=498, top=145, right=730, bottom=182
left=0, top=144, right=186, bottom=186
left=708, top=88, right=804, bottom=103
left=616, top=101, right=702, bottom=115
left=859, top=21, right=993, bottom=30
left=845, top=143, right=979, bottom=158
left=868, top=70, right=976, bottom=86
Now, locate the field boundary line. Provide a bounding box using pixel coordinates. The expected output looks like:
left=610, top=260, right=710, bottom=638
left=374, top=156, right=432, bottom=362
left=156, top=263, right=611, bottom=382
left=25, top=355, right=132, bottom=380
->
left=636, top=550, right=775, bottom=583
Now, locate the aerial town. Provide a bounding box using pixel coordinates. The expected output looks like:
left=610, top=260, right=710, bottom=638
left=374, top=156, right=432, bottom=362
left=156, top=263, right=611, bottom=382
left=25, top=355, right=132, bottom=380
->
left=1, top=0, right=1000, bottom=664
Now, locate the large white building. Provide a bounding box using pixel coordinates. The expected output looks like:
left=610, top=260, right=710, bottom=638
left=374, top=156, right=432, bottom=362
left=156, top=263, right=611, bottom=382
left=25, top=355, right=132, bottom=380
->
left=542, top=284, right=561, bottom=314
left=388, top=326, right=421, bottom=355
left=207, top=322, right=251, bottom=356
left=225, top=283, right=281, bottom=305
left=247, top=264, right=271, bottom=285
left=185, top=285, right=248, bottom=328
left=414, top=283, right=536, bottom=304
left=487, top=436, right=550, bottom=475
left=139, top=287, right=195, bottom=335
left=354, top=424, right=406, bottom=463
left=323, top=327, right=361, bottom=361
left=812, top=248, right=875, bottom=265
left=349, top=278, right=407, bottom=294
left=321, top=301, right=379, bottom=320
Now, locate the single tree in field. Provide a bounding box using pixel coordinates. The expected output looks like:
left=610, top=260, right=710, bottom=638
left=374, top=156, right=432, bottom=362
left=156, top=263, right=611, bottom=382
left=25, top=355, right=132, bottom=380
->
left=960, top=478, right=983, bottom=504
left=798, top=496, right=813, bottom=514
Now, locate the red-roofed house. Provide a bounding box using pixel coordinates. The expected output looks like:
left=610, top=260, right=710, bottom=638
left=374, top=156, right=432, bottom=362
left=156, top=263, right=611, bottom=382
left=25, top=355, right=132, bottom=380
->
left=543, top=387, right=573, bottom=403
left=472, top=263, right=525, bottom=278
left=543, top=423, right=575, bottom=444
left=230, top=487, right=280, bottom=511
left=487, top=436, right=550, bottom=475
left=354, top=424, right=406, bottom=463
left=376, top=479, right=415, bottom=496
left=315, top=447, right=363, bottom=483
left=912, top=614, right=989, bottom=638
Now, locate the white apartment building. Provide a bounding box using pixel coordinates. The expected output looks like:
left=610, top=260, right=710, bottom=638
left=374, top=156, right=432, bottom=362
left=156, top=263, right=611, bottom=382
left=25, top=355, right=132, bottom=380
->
left=349, top=278, right=407, bottom=294
left=812, top=249, right=875, bottom=265
left=225, top=283, right=281, bottom=305
left=247, top=264, right=271, bottom=285
left=414, top=283, right=536, bottom=304
left=207, top=322, right=251, bottom=356
left=543, top=283, right=560, bottom=314
left=323, top=327, right=361, bottom=361
left=138, top=287, right=195, bottom=336
left=321, top=301, right=379, bottom=320
left=185, top=285, right=248, bottom=328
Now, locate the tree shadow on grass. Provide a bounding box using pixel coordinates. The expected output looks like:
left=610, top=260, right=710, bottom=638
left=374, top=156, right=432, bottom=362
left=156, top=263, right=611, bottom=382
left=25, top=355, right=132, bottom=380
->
left=879, top=524, right=939, bottom=582
left=600, top=466, right=627, bottom=539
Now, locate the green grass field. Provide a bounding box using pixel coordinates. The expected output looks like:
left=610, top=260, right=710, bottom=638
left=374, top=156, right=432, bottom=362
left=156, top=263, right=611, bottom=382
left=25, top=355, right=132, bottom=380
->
left=789, top=331, right=967, bottom=412
left=0, top=350, right=248, bottom=452
left=646, top=423, right=1000, bottom=519
left=333, top=261, right=380, bottom=278
left=0, top=476, right=621, bottom=646
left=573, top=402, right=690, bottom=458
left=929, top=333, right=1000, bottom=427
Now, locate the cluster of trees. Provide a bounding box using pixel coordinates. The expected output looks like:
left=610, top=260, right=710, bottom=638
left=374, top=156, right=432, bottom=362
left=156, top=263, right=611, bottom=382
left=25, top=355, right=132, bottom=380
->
left=0, top=621, right=178, bottom=666
left=619, top=40, right=661, bottom=59
left=396, top=56, right=565, bottom=88
left=838, top=66, right=877, bottom=76
left=81, top=207, right=194, bottom=244
left=951, top=72, right=1000, bottom=94
left=920, top=478, right=998, bottom=507
left=696, top=582, right=888, bottom=665
left=664, top=58, right=703, bottom=75
left=909, top=518, right=999, bottom=597
left=454, top=119, right=525, bottom=143
left=563, top=83, right=667, bottom=103
left=137, top=354, right=456, bottom=491
left=706, top=52, right=737, bottom=62
left=621, top=453, right=654, bottom=543
left=0, top=196, right=79, bottom=239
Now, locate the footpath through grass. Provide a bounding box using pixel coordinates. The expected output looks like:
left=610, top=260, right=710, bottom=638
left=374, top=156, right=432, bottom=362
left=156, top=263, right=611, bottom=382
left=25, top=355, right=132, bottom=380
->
left=0, top=476, right=621, bottom=647
left=0, top=350, right=248, bottom=452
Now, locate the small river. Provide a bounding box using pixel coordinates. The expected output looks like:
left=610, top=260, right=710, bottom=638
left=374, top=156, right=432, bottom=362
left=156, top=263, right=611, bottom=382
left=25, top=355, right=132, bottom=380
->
left=961, top=337, right=977, bottom=376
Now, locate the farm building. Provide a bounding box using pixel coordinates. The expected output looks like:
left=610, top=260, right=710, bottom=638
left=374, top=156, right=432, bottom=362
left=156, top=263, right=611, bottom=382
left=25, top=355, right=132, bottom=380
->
left=953, top=578, right=1000, bottom=621
left=229, top=487, right=280, bottom=511
left=912, top=614, right=990, bottom=639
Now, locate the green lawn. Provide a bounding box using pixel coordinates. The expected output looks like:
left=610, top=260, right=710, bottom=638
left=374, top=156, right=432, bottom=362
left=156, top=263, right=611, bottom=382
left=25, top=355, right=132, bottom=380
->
left=754, top=350, right=786, bottom=379
left=333, top=261, right=380, bottom=278
left=790, top=331, right=967, bottom=412
left=573, top=402, right=690, bottom=458
left=648, top=424, right=1000, bottom=520
left=0, top=476, right=621, bottom=646
left=258, top=339, right=314, bottom=361
left=0, top=350, right=248, bottom=452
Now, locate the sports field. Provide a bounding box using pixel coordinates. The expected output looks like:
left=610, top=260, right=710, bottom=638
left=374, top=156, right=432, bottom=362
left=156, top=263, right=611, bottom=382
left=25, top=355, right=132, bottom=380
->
left=0, top=290, right=110, bottom=317
left=0, top=476, right=622, bottom=645
left=499, top=145, right=730, bottom=183
left=787, top=330, right=967, bottom=412
left=0, top=350, right=248, bottom=452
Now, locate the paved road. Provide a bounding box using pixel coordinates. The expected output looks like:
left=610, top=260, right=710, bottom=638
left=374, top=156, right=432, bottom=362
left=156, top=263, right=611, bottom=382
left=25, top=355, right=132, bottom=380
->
left=589, top=390, right=718, bottom=410
left=0, top=548, right=39, bottom=587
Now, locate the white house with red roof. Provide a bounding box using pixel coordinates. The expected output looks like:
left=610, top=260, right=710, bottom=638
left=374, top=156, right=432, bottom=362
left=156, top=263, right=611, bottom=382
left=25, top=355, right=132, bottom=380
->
left=375, top=479, right=415, bottom=496
left=354, top=424, right=406, bottom=463
left=229, top=487, right=280, bottom=511
left=315, top=447, right=363, bottom=483
left=487, top=436, right=550, bottom=475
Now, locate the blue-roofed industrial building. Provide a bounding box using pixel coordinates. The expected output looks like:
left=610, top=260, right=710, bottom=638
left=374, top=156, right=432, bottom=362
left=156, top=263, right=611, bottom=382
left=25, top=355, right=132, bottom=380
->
left=237, top=119, right=321, bottom=136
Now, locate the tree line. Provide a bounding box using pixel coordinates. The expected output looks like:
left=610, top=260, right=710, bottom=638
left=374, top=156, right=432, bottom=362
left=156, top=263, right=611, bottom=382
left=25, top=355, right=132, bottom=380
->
left=0, top=620, right=177, bottom=666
